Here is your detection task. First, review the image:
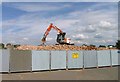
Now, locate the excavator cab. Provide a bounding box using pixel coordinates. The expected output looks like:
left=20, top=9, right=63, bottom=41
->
left=56, top=32, right=66, bottom=44
left=56, top=32, right=74, bottom=45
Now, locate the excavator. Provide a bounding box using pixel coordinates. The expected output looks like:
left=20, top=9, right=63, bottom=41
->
left=41, top=23, right=74, bottom=45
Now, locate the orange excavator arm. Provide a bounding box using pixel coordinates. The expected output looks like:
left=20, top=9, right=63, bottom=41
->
left=41, top=23, right=63, bottom=44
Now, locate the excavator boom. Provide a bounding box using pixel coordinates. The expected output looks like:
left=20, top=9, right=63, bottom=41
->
left=41, top=23, right=63, bottom=44
left=41, top=23, right=52, bottom=43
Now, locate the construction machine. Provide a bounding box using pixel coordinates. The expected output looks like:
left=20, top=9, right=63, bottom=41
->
left=41, top=23, right=74, bottom=45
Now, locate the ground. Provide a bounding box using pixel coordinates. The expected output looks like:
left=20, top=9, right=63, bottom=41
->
left=1, top=66, right=118, bottom=80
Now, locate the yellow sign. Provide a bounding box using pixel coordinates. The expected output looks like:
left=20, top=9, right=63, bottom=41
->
left=72, top=53, right=79, bottom=58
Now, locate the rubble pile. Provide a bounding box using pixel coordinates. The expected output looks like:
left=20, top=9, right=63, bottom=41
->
left=97, top=47, right=117, bottom=50
left=16, top=45, right=38, bottom=50
left=37, top=45, right=98, bottom=50
left=16, top=45, right=100, bottom=50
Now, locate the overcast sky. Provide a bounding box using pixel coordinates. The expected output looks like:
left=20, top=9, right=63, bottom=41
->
left=1, top=2, right=118, bottom=46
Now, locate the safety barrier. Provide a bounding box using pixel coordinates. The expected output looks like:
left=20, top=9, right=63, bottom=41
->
left=111, top=50, right=119, bottom=66
left=9, top=49, right=32, bottom=72
left=0, top=49, right=1, bottom=72
left=67, top=51, right=83, bottom=69
left=97, top=50, right=111, bottom=67
left=0, top=49, right=119, bottom=73
left=51, top=51, right=66, bottom=70
left=84, top=50, right=97, bottom=68
left=0, top=49, right=10, bottom=72
left=32, top=50, right=50, bottom=71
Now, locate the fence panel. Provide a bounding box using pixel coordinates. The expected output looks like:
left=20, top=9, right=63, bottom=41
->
left=0, top=49, right=1, bottom=72
left=10, top=50, right=32, bottom=72
left=32, top=50, right=50, bottom=71
left=51, top=51, right=66, bottom=70
left=68, top=51, right=83, bottom=69
left=0, top=49, right=10, bottom=72
left=84, top=50, right=97, bottom=68
left=97, top=50, right=111, bottom=67
left=111, top=50, right=119, bottom=66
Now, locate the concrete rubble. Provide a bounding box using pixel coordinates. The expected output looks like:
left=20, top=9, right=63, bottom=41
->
left=16, top=45, right=117, bottom=50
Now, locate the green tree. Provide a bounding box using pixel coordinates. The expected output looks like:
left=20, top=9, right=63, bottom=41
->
left=0, top=43, right=4, bottom=49
left=116, top=40, right=120, bottom=49
left=82, top=44, right=87, bottom=46
left=107, top=45, right=115, bottom=48
left=6, top=43, right=12, bottom=46
left=6, top=43, right=13, bottom=48
left=89, top=44, right=96, bottom=47
left=14, top=44, right=20, bottom=48
left=99, top=45, right=106, bottom=48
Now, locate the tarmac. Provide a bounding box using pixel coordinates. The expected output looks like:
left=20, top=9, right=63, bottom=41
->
left=1, top=66, right=119, bottom=80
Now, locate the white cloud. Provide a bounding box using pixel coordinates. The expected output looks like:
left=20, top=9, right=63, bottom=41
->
left=23, top=37, right=29, bottom=40
left=72, top=34, right=88, bottom=40
left=74, top=40, right=88, bottom=45
left=2, top=2, right=118, bottom=45
left=82, top=24, right=97, bottom=33
left=98, top=21, right=112, bottom=29
left=46, top=37, right=53, bottom=41
left=94, top=33, right=102, bottom=38
left=95, top=39, right=114, bottom=43
left=2, top=0, right=120, bottom=2
left=53, top=19, right=79, bottom=29
left=9, top=40, right=16, bottom=44
left=10, top=3, right=71, bottom=12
